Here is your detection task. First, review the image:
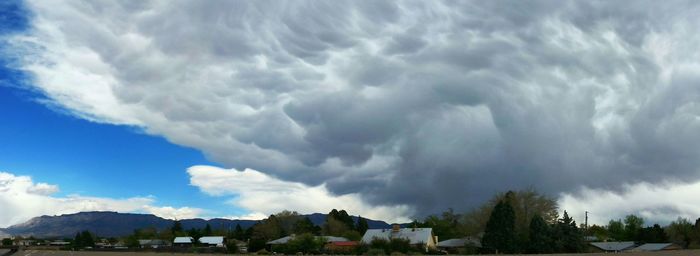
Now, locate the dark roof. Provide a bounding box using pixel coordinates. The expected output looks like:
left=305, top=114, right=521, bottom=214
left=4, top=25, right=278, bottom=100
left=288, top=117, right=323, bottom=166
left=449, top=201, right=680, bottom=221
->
left=631, top=243, right=676, bottom=251
left=590, top=242, right=635, bottom=251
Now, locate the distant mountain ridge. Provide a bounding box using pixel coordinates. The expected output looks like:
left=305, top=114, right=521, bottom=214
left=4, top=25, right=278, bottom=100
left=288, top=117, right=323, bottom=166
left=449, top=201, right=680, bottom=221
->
left=0, top=211, right=394, bottom=238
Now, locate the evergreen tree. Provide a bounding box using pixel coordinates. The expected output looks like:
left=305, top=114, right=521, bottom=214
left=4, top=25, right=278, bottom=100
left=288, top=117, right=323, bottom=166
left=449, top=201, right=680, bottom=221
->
left=481, top=192, right=516, bottom=254
left=637, top=224, right=667, bottom=243
left=357, top=216, right=369, bottom=234
left=171, top=220, right=183, bottom=235
left=553, top=211, right=583, bottom=253
left=81, top=230, right=94, bottom=247
left=204, top=224, right=213, bottom=236
left=233, top=224, right=245, bottom=240
left=73, top=232, right=83, bottom=249
left=528, top=214, right=552, bottom=253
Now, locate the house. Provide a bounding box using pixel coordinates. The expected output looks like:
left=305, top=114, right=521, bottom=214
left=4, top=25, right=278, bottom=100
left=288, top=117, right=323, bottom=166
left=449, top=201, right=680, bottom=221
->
left=138, top=239, right=169, bottom=248
left=267, top=235, right=350, bottom=253
left=629, top=243, right=682, bottom=252
left=199, top=236, right=225, bottom=247
left=266, top=235, right=348, bottom=245
left=173, top=237, right=194, bottom=247
left=15, top=240, right=36, bottom=246
left=589, top=241, right=636, bottom=252
left=49, top=240, right=70, bottom=246
left=361, top=224, right=437, bottom=251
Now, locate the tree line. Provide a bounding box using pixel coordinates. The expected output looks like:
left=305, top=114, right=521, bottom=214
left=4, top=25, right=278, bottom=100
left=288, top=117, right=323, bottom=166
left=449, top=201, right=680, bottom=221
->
left=20, top=188, right=700, bottom=255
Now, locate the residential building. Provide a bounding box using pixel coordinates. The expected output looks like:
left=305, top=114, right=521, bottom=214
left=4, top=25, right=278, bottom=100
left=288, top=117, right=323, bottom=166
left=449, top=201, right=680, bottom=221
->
left=199, top=236, right=225, bottom=247
left=173, top=237, right=194, bottom=247
left=361, top=224, right=437, bottom=251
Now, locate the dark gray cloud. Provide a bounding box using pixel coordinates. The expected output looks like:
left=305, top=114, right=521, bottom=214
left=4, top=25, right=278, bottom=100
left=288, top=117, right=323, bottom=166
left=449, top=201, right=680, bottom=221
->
left=10, top=0, right=700, bottom=218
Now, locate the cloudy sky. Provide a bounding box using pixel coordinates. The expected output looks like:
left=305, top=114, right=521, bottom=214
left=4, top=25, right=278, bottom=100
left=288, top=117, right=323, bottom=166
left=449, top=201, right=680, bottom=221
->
left=2, top=0, right=700, bottom=227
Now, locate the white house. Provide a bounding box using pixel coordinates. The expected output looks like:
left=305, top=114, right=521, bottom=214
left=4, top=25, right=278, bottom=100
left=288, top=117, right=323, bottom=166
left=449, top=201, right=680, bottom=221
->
left=361, top=225, right=437, bottom=251
left=173, top=237, right=194, bottom=247
left=199, top=236, right=225, bottom=247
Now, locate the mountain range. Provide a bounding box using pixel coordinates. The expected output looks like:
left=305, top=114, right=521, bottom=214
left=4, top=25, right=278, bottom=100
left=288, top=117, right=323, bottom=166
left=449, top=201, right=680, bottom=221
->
left=0, top=211, right=395, bottom=238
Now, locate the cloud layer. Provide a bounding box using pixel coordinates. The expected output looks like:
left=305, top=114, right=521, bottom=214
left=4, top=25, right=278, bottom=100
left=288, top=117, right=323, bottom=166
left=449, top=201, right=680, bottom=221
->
left=188, top=165, right=412, bottom=223
left=6, top=0, right=700, bottom=218
left=560, top=181, right=700, bottom=225
left=0, top=172, right=202, bottom=227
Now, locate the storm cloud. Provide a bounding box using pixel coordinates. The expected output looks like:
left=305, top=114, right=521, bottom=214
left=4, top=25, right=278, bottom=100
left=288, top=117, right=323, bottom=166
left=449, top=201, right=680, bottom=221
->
left=6, top=0, right=700, bottom=219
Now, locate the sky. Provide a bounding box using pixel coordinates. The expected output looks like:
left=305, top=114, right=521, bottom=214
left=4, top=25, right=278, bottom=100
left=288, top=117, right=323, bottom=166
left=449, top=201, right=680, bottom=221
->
left=3, top=0, right=700, bottom=228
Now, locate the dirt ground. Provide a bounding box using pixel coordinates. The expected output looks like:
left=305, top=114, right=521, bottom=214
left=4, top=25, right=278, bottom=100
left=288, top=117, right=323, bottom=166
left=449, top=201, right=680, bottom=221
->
left=12, top=250, right=700, bottom=256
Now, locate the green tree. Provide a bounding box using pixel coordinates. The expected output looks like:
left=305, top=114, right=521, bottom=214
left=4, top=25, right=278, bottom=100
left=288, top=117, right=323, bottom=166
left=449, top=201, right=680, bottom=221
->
left=73, top=232, right=83, bottom=249
left=462, top=189, right=558, bottom=240
left=226, top=240, right=239, bottom=254
left=553, top=211, right=583, bottom=253
left=204, top=224, right=213, bottom=236
left=171, top=220, right=183, bottom=235
left=293, top=217, right=320, bottom=235
left=421, top=209, right=463, bottom=241
left=389, top=238, right=411, bottom=254
left=481, top=192, right=516, bottom=253
left=528, top=214, right=552, bottom=253
left=274, top=210, right=302, bottom=235
left=125, top=235, right=140, bottom=248
left=607, top=219, right=625, bottom=241
left=1, top=238, right=12, bottom=246
left=637, top=224, right=667, bottom=243
left=623, top=214, right=644, bottom=241
left=667, top=217, right=693, bottom=248
left=81, top=230, right=94, bottom=247
left=278, top=233, right=326, bottom=254
left=691, top=218, right=700, bottom=248
left=357, top=216, right=369, bottom=234
left=249, top=215, right=285, bottom=252
left=323, top=214, right=351, bottom=236
left=232, top=223, right=245, bottom=240
left=588, top=224, right=609, bottom=241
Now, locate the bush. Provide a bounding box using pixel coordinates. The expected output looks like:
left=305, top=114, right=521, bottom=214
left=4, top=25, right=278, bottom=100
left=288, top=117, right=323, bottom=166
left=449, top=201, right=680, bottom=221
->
left=366, top=248, right=386, bottom=256
left=226, top=241, right=238, bottom=254
left=389, top=238, right=411, bottom=254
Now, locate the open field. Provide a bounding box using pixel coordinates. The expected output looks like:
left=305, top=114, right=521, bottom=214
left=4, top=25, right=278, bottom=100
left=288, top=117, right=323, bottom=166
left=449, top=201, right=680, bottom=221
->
left=10, top=250, right=700, bottom=256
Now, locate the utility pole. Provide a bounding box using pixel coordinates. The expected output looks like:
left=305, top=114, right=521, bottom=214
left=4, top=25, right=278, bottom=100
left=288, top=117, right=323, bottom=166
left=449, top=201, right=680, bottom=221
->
left=585, top=211, right=589, bottom=232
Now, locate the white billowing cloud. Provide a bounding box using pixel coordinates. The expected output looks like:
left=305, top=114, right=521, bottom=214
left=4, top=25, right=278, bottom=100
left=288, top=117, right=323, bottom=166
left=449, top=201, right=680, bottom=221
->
left=7, top=0, right=700, bottom=217
left=0, top=172, right=203, bottom=227
left=188, top=165, right=413, bottom=223
left=559, top=181, right=700, bottom=226
left=143, top=206, right=202, bottom=221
